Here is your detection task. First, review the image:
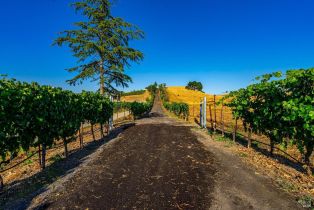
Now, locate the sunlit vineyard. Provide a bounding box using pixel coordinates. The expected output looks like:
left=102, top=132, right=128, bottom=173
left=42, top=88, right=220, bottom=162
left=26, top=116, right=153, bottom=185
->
left=167, top=69, right=314, bottom=174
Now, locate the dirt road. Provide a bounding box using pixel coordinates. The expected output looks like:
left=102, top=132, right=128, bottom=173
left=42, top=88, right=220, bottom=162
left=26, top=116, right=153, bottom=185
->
left=28, top=97, right=303, bottom=210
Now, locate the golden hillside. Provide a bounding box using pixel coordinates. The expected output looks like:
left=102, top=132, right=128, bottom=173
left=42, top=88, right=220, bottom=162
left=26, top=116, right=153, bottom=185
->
left=167, top=86, right=213, bottom=105
left=121, top=90, right=150, bottom=103
left=166, top=86, right=233, bottom=126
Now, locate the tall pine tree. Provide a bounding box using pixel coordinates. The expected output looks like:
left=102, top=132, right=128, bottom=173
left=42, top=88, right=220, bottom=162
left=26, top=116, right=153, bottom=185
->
left=54, top=0, right=144, bottom=95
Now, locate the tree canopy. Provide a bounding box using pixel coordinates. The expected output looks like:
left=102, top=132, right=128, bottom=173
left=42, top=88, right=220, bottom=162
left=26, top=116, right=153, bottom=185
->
left=54, top=0, right=144, bottom=95
left=186, top=81, right=203, bottom=92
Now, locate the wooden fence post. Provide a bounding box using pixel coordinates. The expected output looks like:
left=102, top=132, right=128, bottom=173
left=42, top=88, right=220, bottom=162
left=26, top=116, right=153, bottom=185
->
left=209, top=104, right=213, bottom=130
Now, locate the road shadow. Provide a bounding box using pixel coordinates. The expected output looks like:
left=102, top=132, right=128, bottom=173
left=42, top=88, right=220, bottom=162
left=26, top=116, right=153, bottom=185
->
left=0, top=122, right=135, bottom=210
left=149, top=112, right=165, bottom=118
left=206, top=126, right=309, bottom=174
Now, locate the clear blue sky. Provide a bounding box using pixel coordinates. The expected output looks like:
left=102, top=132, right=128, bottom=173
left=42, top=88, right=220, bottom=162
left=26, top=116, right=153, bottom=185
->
left=1, top=0, right=314, bottom=94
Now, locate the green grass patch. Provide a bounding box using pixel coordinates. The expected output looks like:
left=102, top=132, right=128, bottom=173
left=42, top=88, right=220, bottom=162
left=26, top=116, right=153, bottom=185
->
left=276, top=179, right=298, bottom=192
left=24, top=159, right=33, bottom=165
left=252, top=141, right=259, bottom=147
left=50, top=154, right=63, bottom=163
left=239, top=152, right=248, bottom=158
left=297, top=195, right=313, bottom=208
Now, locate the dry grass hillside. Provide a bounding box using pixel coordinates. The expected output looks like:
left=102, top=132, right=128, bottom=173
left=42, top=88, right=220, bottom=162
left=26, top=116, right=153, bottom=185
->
left=121, top=90, right=150, bottom=103
left=166, top=86, right=231, bottom=125
left=167, top=86, right=212, bottom=104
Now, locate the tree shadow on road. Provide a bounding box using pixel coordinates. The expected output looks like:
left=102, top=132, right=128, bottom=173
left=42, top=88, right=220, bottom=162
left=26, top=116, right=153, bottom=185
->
left=0, top=122, right=135, bottom=210
left=206, top=126, right=309, bottom=174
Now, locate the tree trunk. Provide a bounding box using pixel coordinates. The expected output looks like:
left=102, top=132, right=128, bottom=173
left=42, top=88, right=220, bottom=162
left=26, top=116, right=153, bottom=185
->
left=270, top=139, right=275, bottom=156
left=78, top=125, right=83, bottom=149
left=91, top=124, right=96, bottom=141
left=99, top=61, right=105, bottom=96
left=41, top=143, right=46, bottom=170
left=63, top=138, right=68, bottom=158
left=81, top=124, right=84, bottom=148
left=247, top=128, right=252, bottom=148
left=100, top=123, right=105, bottom=139
left=0, top=174, right=3, bottom=191
left=233, top=118, right=238, bottom=142
left=304, top=144, right=314, bottom=175
left=38, top=144, right=42, bottom=167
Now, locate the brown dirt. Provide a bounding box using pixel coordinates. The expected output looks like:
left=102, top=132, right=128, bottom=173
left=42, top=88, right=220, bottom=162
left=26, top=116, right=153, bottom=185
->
left=25, top=96, right=305, bottom=210
left=0, top=117, right=132, bottom=209
left=194, top=130, right=304, bottom=210
left=33, top=123, right=215, bottom=210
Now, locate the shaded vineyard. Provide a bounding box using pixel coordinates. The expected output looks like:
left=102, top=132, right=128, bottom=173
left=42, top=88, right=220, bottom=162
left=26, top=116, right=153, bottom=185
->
left=0, top=77, right=152, bottom=190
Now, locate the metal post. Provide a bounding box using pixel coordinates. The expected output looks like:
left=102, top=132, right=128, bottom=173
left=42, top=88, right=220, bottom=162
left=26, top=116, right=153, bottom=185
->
left=213, top=95, right=217, bottom=133
left=200, top=101, right=203, bottom=127
left=203, top=97, right=207, bottom=128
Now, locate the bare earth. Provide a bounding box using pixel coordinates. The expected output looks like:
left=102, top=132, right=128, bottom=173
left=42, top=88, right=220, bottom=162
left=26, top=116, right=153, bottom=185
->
left=27, top=97, right=303, bottom=210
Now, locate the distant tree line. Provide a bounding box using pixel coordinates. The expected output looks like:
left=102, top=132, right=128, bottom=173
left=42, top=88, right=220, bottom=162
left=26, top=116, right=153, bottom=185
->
left=121, top=90, right=146, bottom=96
left=145, top=82, right=168, bottom=101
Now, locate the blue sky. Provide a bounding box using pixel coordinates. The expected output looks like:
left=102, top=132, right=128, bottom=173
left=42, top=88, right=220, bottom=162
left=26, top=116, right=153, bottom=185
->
left=1, top=0, right=314, bottom=94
